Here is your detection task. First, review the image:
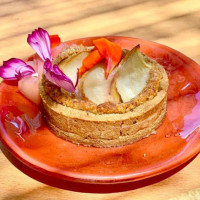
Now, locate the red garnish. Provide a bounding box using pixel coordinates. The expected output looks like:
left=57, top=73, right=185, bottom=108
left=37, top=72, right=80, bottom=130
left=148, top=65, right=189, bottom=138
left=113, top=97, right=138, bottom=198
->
left=79, top=50, right=104, bottom=77
left=50, top=35, right=61, bottom=48
left=93, top=38, right=122, bottom=79
left=79, top=38, right=122, bottom=78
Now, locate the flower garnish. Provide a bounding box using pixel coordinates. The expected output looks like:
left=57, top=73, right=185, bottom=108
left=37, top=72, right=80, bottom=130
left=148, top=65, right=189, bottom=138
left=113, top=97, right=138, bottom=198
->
left=28, top=28, right=77, bottom=92
left=27, top=28, right=52, bottom=61
left=0, top=58, right=36, bottom=80
left=0, top=27, right=78, bottom=106
left=44, top=59, right=76, bottom=93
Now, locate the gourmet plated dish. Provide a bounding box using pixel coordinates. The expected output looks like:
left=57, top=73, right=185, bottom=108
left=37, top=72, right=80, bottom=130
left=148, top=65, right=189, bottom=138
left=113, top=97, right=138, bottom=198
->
left=1, top=27, right=200, bottom=186
left=0, top=28, right=168, bottom=147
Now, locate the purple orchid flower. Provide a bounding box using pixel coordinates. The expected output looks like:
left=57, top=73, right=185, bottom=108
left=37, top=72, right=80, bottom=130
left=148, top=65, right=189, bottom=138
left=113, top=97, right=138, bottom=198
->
left=0, top=58, right=36, bottom=80
left=44, top=59, right=76, bottom=93
left=28, top=28, right=76, bottom=92
left=27, top=28, right=51, bottom=61
left=0, top=28, right=76, bottom=93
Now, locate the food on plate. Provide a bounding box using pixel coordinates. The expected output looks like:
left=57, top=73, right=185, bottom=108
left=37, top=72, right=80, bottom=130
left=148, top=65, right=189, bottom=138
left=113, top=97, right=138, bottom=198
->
left=0, top=28, right=168, bottom=147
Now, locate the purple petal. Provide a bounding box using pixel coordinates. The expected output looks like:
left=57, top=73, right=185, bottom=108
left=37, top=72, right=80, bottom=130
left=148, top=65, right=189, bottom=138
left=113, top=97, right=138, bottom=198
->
left=0, top=58, right=36, bottom=80
left=44, top=59, right=76, bottom=93
left=27, top=28, right=51, bottom=61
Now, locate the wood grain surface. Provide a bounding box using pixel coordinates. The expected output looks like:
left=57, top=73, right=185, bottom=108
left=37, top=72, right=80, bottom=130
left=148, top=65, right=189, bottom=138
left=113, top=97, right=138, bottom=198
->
left=0, top=0, right=200, bottom=199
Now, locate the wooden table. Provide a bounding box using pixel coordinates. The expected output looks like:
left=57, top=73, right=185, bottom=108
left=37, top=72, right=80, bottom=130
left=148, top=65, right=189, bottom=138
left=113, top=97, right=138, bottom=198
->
left=0, top=0, right=200, bottom=199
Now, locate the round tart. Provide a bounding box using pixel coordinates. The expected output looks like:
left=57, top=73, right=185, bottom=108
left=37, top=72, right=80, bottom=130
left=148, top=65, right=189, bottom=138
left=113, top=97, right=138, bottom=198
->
left=40, top=41, right=169, bottom=147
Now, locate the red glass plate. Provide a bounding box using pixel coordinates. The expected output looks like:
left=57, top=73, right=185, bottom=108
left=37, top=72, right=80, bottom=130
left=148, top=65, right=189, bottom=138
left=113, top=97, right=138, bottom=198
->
left=0, top=37, right=200, bottom=187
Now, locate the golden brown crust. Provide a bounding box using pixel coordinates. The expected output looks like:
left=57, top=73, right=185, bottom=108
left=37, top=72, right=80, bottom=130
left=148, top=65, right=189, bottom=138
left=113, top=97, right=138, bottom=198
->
left=45, top=102, right=166, bottom=147
left=40, top=62, right=168, bottom=147
left=53, top=45, right=94, bottom=64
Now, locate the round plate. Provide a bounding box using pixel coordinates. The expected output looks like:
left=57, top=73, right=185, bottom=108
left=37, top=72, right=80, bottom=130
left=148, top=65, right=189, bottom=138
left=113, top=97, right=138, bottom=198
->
left=0, top=36, right=200, bottom=185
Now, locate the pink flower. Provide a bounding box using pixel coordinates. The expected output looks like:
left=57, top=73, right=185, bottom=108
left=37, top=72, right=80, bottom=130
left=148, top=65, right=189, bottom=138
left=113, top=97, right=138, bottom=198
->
left=44, top=59, right=76, bottom=93
left=28, top=28, right=77, bottom=92
left=0, top=58, right=36, bottom=80
left=27, top=28, right=51, bottom=61
left=0, top=27, right=77, bottom=94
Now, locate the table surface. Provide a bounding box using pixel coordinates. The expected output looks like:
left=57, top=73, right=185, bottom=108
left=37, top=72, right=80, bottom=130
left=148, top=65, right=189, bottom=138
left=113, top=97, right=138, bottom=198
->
left=1, top=0, right=200, bottom=199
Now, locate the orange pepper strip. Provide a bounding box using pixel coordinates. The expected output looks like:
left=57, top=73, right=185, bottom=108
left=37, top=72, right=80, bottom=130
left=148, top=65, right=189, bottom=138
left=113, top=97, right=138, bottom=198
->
left=79, top=50, right=104, bottom=77
left=50, top=35, right=61, bottom=48
left=93, top=38, right=122, bottom=79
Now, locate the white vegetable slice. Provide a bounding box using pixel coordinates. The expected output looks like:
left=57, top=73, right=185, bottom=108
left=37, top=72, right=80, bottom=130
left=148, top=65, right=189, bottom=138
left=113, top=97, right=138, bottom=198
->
left=59, top=52, right=89, bottom=86
left=83, top=63, right=116, bottom=105
left=116, top=46, right=151, bottom=102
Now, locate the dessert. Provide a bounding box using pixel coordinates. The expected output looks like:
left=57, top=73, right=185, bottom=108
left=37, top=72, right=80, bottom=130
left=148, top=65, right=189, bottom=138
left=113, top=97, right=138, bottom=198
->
left=0, top=28, right=168, bottom=147
left=40, top=45, right=168, bottom=147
